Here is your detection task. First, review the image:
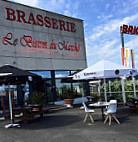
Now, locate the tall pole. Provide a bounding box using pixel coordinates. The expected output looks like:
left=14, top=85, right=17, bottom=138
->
left=120, top=26, right=125, bottom=66
left=120, top=26, right=124, bottom=48
left=104, top=79, right=107, bottom=102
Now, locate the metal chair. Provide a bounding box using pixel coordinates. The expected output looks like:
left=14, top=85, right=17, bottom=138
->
left=82, top=102, right=94, bottom=123
left=104, top=100, right=120, bottom=125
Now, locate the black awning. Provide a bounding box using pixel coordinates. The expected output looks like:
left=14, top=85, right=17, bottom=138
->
left=0, top=64, right=42, bottom=84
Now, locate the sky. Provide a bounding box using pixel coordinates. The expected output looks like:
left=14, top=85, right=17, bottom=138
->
left=10, top=0, right=138, bottom=68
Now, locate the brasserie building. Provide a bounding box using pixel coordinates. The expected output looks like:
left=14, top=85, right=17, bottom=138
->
left=0, top=0, right=87, bottom=104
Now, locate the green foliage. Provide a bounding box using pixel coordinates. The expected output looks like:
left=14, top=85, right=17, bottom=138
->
left=60, top=85, right=80, bottom=99
left=28, top=92, right=46, bottom=105
left=135, top=80, right=138, bottom=90
left=65, top=88, right=75, bottom=99
left=109, top=93, right=122, bottom=102
left=100, top=79, right=138, bottom=102
left=110, top=80, right=122, bottom=92
left=126, top=93, right=133, bottom=102
left=125, top=80, right=133, bottom=91
left=90, top=92, right=99, bottom=97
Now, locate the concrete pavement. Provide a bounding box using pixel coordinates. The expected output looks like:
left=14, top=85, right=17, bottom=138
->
left=0, top=105, right=138, bottom=142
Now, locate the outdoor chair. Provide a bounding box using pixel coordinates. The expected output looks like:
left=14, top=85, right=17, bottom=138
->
left=82, top=102, right=94, bottom=123
left=104, top=100, right=120, bottom=125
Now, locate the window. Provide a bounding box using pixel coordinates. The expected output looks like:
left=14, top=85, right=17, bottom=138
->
left=30, top=71, right=51, bottom=79
left=55, top=71, right=69, bottom=78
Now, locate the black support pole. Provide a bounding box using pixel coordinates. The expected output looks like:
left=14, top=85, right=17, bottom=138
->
left=85, top=81, right=90, bottom=96
left=17, top=85, right=24, bottom=107
left=51, top=71, right=57, bottom=102
left=120, top=26, right=124, bottom=48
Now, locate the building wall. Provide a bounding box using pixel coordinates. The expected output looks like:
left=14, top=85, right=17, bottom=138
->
left=0, top=0, right=87, bottom=71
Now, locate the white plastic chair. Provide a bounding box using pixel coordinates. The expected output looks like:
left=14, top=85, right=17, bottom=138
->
left=82, top=102, right=95, bottom=123
left=104, top=100, right=120, bottom=125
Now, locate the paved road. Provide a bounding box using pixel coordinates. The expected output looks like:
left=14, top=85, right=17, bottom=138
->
left=0, top=105, right=138, bottom=142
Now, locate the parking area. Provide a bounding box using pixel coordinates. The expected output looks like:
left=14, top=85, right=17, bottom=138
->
left=0, top=105, right=138, bottom=142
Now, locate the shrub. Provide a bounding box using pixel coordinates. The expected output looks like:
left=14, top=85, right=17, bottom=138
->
left=28, top=92, right=46, bottom=105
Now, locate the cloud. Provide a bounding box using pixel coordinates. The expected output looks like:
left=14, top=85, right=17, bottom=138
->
left=11, top=0, right=39, bottom=7
left=63, top=1, right=80, bottom=17
left=125, top=36, right=138, bottom=66
left=90, top=13, right=138, bottom=41
left=85, top=13, right=138, bottom=66
left=97, top=14, right=113, bottom=21
left=41, top=0, right=66, bottom=11
left=130, top=0, right=138, bottom=8
left=10, top=0, right=81, bottom=20
left=105, top=3, right=110, bottom=10
left=101, top=40, right=118, bottom=57
left=125, top=36, right=138, bottom=50
left=36, top=0, right=80, bottom=18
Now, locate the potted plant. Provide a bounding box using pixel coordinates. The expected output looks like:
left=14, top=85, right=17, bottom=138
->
left=28, top=92, right=46, bottom=111
left=64, top=88, right=75, bottom=108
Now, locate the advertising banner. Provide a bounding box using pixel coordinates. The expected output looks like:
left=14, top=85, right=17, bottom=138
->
left=121, top=48, right=135, bottom=68
left=121, top=48, right=125, bottom=66
left=131, top=49, right=135, bottom=68
left=121, top=48, right=129, bottom=67
left=124, top=48, right=129, bottom=67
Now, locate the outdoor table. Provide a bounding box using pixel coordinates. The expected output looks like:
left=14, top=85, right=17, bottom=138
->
left=27, top=104, right=43, bottom=111
left=9, top=106, right=33, bottom=124
left=13, top=105, right=43, bottom=124
left=13, top=106, right=32, bottom=116
left=89, top=102, right=110, bottom=121
left=27, top=104, right=44, bottom=117
left=13, top=106, right=32, bottom=114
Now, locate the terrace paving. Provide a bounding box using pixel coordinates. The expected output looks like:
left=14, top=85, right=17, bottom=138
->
left=0, top=105, right=138, bottom=142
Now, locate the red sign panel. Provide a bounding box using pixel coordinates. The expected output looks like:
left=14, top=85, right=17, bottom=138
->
left=122, top=25, right=138, bottom=35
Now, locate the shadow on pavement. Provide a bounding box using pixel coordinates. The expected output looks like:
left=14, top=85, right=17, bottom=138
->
left=20, top=114, right=79, bottom=130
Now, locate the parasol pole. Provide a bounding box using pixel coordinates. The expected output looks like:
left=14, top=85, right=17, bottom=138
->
left=5, top=84, right=20, bottom=128
left=104, top=78, right=107, bottom=102
left=81, top=87, right=85, bottom=102
left=121, top=77, right=126, bottom=105
left=8, top=83, right=13, bottom=125
left=109, top=80, right=111, bottom=96
left=98, top=80, right=101, bottom=97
